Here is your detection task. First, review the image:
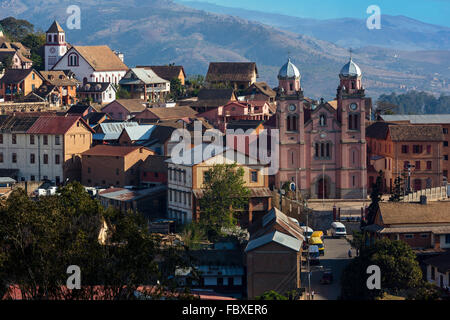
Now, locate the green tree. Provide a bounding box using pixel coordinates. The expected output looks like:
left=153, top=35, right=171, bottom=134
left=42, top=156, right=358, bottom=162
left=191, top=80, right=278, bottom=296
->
left=0, top=182, right=192, bottom=300
left=185, top=74, right=204, bottom=97
left=256, top=290, right=288, bottom=300
left=341, top=238, right=422, bottom=300
left=20, top=32, right=46, bottom=70
left=115, top=85, right=131, bottom=99
left=198, top=163, right=250, bottom=241
left=0, top=17, right=34, bottom=41
left=169, top=78, right=185, bottom=101
left=389, top=175, right=405, bottom=202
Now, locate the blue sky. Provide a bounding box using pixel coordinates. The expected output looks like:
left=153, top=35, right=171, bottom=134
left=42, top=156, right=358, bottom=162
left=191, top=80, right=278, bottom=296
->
left=185, top=0, right=450, bottom=27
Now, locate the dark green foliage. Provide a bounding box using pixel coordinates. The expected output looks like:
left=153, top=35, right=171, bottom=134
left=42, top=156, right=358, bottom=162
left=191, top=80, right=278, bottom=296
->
left=20, top=32, right=46, bottom=71
left=115, top=85, right=131, bottom=99
left=169, top=78, right=185, bottom=101
left=378, top=91, right=450, bottom=115
left=198, top=164, right=250, bottom=242
left=256, top=290, right=288, bottom=300
left=0, top=182, right=191, bottom=300
left=185, top=75, right=204, bottom=97
left=389, top=175, right=405, bottom=202
left=0, top=17, right=34, bottom=41
left=341, top=238, right=422, bottom=300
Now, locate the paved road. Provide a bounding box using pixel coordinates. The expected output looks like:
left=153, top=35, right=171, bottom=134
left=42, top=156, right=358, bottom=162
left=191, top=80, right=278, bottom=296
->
left=302, top=237, right=354, bottom=300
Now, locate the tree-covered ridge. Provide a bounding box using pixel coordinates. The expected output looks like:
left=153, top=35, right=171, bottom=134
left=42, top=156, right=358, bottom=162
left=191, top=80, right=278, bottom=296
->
left=378, top=91, right=450, bottom=115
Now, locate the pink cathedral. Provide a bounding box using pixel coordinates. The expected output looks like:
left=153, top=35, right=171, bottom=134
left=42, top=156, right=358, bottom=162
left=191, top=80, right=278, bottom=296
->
left=275, top=58, right=371, bottom=199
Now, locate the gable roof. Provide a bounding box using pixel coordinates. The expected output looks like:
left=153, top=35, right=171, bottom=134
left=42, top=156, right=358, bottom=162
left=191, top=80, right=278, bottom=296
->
left=0, top=115, right=40, bottom=132
left=61, top=46, right=128, bottom=72
left=366, top=121, right=393, bottom=140
left=0, top=69, right=40, bottom=85
left=26, top=84, right=58, bottom=99
left=245, top=231, right=301, bottom=252
left=206, top=62, right=258, bottom=82
left=192, top=88, right=237, bottom=108
left=136, top=106, right=198, bottom=121
left=94, top=121, right=139, bottom=140
left=389, top=125, right=444, bottom=142
left=121, top=125, right=155, bottom=141
left=120, top=68, right=169, bottom=85
left=226, top=120, right=264, bottom=131
left=26, top=116, right=94, bottom=134
left=378, top=202, right=450, bottom=225
left=104, top=99, right=148, bottom=113
left=243, top=82, right=276, bottom=98
left=137, top=65, right=186, bottom=81
left=39, top=70, right=79, bottom=86
left=82, top=145, right=150, bottom=157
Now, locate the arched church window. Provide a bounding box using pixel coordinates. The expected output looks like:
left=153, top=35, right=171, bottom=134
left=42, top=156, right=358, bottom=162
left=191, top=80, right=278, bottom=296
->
left=289, top=83, right=293, bottom=91
left=68, top=54, right=79, bottom=66
left=351, top=81, right=355, bottom=89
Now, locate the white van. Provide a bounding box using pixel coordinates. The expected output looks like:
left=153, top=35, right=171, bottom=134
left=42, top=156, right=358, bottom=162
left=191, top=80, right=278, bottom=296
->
left=289, top=217, right=300, bottom=226
left=300, top=226, right=314, bottom=239
left=331, top=222, right=347, bottom=237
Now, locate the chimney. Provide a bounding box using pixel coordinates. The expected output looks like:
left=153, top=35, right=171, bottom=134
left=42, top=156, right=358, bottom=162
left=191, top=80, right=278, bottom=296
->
left=114, top=50, right=124, bottom=63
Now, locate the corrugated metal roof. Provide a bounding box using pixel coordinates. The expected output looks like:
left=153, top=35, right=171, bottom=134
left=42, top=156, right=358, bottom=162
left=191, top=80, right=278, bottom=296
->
left=120, top=68, right=169, bottom=85
left=245, top=231, right=301, bottom=252
left=99, top=186, right=167, bottom=202
left=382, top=114, right=450, bottom=124
left=27, top=116, right=93, bottom=134
left=123, top=125, right=155, bottom=141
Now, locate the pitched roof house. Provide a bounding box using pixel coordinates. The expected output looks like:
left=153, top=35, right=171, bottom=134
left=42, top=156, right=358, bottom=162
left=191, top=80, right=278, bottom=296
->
left=134, top=106, right=198, bottom=123
left=206, top=62, right=258, bottom=90
left=0, top=68, right=44, bottom=101
left=119, top=68, right=170, bottom=102
left=102, top=99, right=148, bottom=121
left=364, top=202, right=450, bottom=252
left=51, top=45, right=128, bottom=85
left=136, top=65, right=186, bottom=85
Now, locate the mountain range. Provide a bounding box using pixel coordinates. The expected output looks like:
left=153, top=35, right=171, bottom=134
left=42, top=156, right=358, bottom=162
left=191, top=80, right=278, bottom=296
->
left=0, top=0, right=449, bottom=100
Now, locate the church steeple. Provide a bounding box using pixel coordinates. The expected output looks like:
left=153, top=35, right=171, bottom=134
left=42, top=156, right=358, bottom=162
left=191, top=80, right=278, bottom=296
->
left=278, top=58, right=302, bottom=96
left=45, top=20, right=68, bottom=70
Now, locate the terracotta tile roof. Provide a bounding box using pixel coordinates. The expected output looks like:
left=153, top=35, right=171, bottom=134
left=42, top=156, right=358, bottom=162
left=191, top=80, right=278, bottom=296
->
left=70, top=45, right=128, bottom=72
left=26, top=115, right=94, bottom=134
left=39, top=70, right=79, bottom=87
left=82, top=145, right=149, bottom=157
left=136, top=65, right=186, bottom=81
left=105, top=99, right=148, bottom=113
left=206, top=62, right=258, bottom=82
left=389, top=125, right=444, bottom=142
left=136, top=106, right=197, bottom=120
left=379, top=202, right=450, bottom=225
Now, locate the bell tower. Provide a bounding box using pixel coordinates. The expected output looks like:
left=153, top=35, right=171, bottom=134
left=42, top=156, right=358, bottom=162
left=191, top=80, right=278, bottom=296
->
left=336, top=56, right=367, bottom=198
left=45, top=21, right=67, bottom=71
left=276, top=58, right=306, bottom=191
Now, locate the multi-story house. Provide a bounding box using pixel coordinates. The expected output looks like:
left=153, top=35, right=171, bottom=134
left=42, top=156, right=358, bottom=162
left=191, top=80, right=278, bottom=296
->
left=136, top=65, right=186, bottom=85
left=0, top=69, right=44, bottom=101
left=364, top=202, right=450, bottom=252
left=381, top=114, right=450, bottom=182
left=367, top=121, right=444, bottom=192
left=119, top=68, right=170, bottom=102
left=81, top=145, right=155, bottom=187
left=0, top=115, right=93, bottom=183
left=206, top=62, right=258, bottom=91
left=166, top=144, right=272, bottom=226
left=198, top=101, right=272, bottom=132
left=39, top=70, right=79, bottom=106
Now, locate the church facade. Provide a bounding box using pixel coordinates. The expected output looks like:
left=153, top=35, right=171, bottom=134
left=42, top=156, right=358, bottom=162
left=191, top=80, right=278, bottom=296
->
left=275, top=58, right=371, bottom=199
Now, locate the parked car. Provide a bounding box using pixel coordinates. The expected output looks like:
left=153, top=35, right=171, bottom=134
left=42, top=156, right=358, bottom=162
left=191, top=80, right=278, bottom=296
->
left=309, top=236, right=325, bottom=255
left=331, top=222, right=347, bottom=237
left=311, top=230, right=324, bottom=241
left=301, top=226, right=314, bottom=239
left=308, top=245, right=320, bottom=265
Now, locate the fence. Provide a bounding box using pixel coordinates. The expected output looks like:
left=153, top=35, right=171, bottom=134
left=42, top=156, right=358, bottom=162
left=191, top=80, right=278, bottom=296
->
left=402, top=186, right=447, bottom=202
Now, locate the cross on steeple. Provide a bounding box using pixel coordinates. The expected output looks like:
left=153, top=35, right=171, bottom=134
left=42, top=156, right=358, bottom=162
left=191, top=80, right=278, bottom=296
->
left=349, top=48, right=353, bottom=60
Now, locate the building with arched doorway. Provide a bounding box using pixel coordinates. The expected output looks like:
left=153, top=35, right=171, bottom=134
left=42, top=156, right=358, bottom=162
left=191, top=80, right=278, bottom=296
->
left=274, top=57, right=371, bottom=199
